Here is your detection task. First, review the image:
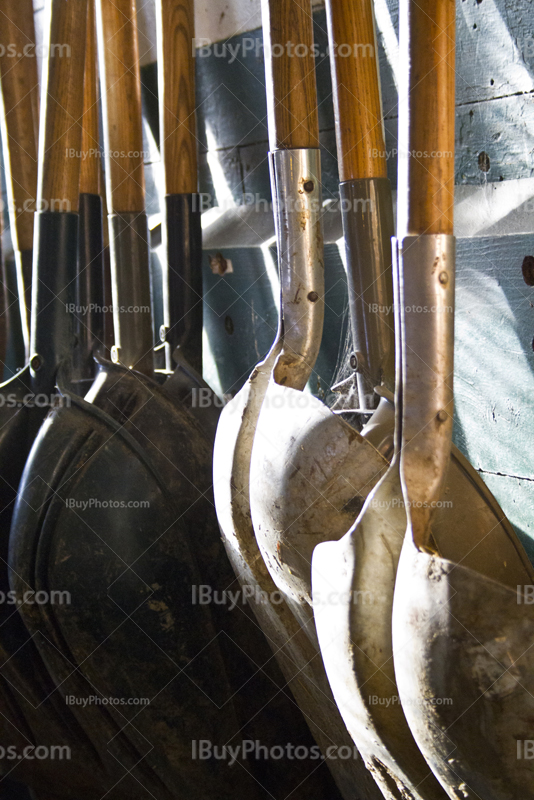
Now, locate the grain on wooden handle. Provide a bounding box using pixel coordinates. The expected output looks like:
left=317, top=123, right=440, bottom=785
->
left=325, top=0, right=386, bottom=181
left=157, top=0, right=197, bottom=194
left=0, top=0, right=39, bottom=250
left=400, top=0, right=456, bottom=235
left=38, top=0, right=88, bottom=213
left=97, top=0, right=145, bottom=213
left=261, top=0, right=319, bottom=150
left=80, top=0, right=100, bottom=196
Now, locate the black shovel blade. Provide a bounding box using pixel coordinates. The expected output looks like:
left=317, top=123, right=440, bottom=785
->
left=0, top=664, right=106, bottom=799
left=0, top=367, right=74, bottom=789
left=0, top=373, right=156, bottom=799
left=0, top=366, right=48, bottom=535
left=9, top=387, right=260, bottom=799
left=0, top=401, right=112, bottom=797
left=0, top=205, right=103, bottom=795
left=9, top=363, right=312, bottom=798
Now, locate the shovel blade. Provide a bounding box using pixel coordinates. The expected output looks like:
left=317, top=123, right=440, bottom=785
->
left=250, top=381, right=388, bottom=616
left=10, top=399, right=246, bottom=799
left=313, top=465, right=448, bottom=800
left=394, top=545, right=534, bottom=800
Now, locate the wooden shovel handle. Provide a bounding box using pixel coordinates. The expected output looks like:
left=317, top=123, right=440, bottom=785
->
left=325, top=0, right=386, bottom=181
left=38, top=0, right=88, bottom=214
left=97, top=0, right=145, bottom=213
left=261, top=0, right=319, bottom=150
left=401, top=0, right=456, bottom=235
left=0, top=0, right=39, bottom=250
left=157, top=0, right=197, bottom=194
left=80, top=0, right=100, bottom=196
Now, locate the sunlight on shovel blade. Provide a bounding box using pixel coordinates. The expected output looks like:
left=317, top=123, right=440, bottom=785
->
left=393, top=540, right=534, bottom=800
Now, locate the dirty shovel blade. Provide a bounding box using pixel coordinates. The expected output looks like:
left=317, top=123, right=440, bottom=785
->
left=9, top=366, right=265, bottom=798
left=312, top=460, right=449, bottom=800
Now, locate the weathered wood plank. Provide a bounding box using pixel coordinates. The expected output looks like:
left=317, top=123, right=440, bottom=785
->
left=202, top=246, right=278, bottom=397
left=202, top=243, right=348, bottom=398
left=454, top=234, right=534, bottom=483
left=455, top=94, right=534, bottom=182
left=193, top=3, right=534, bottom=199
left=377, top=0, right=534, bottom=108
left=477, top=471, right=534, bottom=563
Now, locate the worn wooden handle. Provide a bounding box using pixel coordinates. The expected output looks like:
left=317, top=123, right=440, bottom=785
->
left=80, top=0, right=100, bottom=196
left=325, top=0, right=386, bottom=181
left=157, top=0, right=197, bottom=194
left=401, top=0, right=456, bottom=235
left=0, top=0, right=39, bottom=249
left=38, top=0, right=88, bottom=213
left=261, top=0, right=319, bottom=150
left=97, top=0, right=145, bottom=213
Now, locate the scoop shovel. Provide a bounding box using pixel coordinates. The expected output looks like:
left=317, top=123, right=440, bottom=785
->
left=313, top=1, right=534, bottom=798
left=214, top=3, right=385, bottom=799
left=390, top=3, right=534, bottom=799
left=153, top=4, right=357, bottom=797
left=248, top=0, right=393, bottom=638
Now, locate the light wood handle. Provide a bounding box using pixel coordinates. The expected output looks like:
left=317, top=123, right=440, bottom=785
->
left=38, top=0, right=88, bottom=213
left=261, top=0, right=319, bottom=150
left=80, top=0, right=100, bottom=196
left=157, top=0, right=197, bottom=194
left=325, top=0, right=386, bottom=181
left=0, top=0, right=39, bottom=249
left=97, top=0, right=145, bottom=213
left=401, top=0, right=456, bottom=235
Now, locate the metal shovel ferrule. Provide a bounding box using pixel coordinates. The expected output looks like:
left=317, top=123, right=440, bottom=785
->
left=340, top=177, right=395, bottom=412
left=30, top=210, right=79, bottom=393
left=161, top=192, right=202, bottom=373
left=396, top=233, right=455, bottom=547
left=270, top=147, right=324, bottom=391
left=108, top=211, right=153, bottom=373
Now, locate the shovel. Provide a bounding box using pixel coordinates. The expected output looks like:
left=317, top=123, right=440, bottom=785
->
left=313, top=0, right=534, bottom=797
left=156, top=0, right=200, bottom=375
left=306, top=1, right=447, bottom=796
left=155, top=11, right=335, bottom=795
left=214, top=2, right=384, bottom=798
left=248, top=0, right=393, bottom=638
left=390, top=3, right=534, bottom=799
